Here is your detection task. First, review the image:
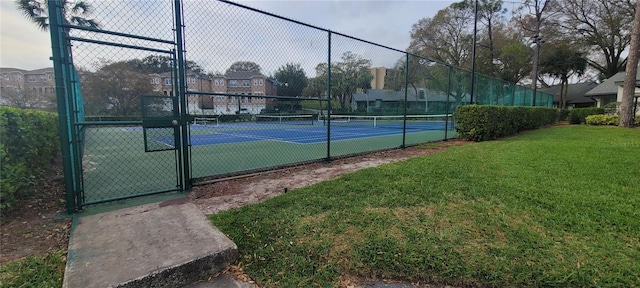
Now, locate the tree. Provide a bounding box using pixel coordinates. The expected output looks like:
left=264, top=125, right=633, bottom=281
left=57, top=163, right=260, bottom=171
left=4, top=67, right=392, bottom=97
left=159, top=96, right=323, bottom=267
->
left=225, top=61, right=262, bottom=74
left=408, top=3, right=474, bottom=68
left=273, top=63, right=308, bottom=97
left=1, top=87, right=55, bottom=111
left=620, top=0, right=640, bottom=127
left=82, top=61, right=161, bottom=116
left=539, top=42, right=587, bottom=108
left=311, top=52, right=373, bottom=109
left=456, top=0, right=507, bottom=77
left=126, top=55, right=203, bottom=74
left=496, top=41, right=532, bottom=84
left=302, top=77, right=326, bottom=98
left=15, top=0, right=99, bottom=31
left=556, top=0, right=635, bottom=78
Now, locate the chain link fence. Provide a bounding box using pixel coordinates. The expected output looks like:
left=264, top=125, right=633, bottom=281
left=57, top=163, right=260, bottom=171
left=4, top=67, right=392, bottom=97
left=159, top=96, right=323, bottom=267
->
left=49, top=0, right=553, bottom=212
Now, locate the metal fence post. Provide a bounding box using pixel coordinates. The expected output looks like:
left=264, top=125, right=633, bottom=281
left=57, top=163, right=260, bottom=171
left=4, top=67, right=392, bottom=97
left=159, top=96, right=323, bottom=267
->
left=445, top=64, right=452, bottom=140
left=326, top=31, right=332, bottom=162
left=174, top=0, right=191, bottom=190
left=402, top=53, right=409, bottom=148
left=48, top=0, right=77, bottom=214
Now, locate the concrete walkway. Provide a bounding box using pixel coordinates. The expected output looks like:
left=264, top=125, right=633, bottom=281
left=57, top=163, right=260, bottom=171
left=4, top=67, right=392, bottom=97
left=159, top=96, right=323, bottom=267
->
left=63, top=197, right=238, bottom=288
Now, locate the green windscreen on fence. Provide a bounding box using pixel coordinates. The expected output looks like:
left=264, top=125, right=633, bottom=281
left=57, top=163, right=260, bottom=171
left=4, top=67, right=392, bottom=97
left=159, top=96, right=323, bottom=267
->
left=51, top=0, right=555, bottom=211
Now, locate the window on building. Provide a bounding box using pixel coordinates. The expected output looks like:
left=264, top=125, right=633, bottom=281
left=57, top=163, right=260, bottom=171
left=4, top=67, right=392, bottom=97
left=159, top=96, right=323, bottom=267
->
left=253, top=79, right=258, bottom=86
left=259, top=79, right=263, bottom=85
left=48, top=74, right=52, bottom=80
left=165, top=78, right=172, bottom=85
left=214, top=79, right=219, bottom=86
left=39, top=87, right=43, bottom=93
left=40, top=75, right=47, bottom=81
left=242, top=80, right=250, bottom=87
left=230, top=80, right=237, bottom=87
left=220, top=79, right=225, bottom=86
left=3, top=74, right=8, bottom=80
left=28, top=75, right=36, bottom=82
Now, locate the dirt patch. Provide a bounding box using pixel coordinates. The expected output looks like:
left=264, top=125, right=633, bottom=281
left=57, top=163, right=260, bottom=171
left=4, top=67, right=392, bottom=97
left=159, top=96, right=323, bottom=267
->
left=0, top=158, right=71, bottom=264
left=0, top=140, right=470, bottom=265
left=188, top=140, right=470, bottom=215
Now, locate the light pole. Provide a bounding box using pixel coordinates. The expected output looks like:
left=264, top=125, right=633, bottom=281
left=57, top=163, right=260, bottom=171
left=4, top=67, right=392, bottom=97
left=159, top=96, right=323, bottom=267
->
left=531, top=35, right=543, bottom=106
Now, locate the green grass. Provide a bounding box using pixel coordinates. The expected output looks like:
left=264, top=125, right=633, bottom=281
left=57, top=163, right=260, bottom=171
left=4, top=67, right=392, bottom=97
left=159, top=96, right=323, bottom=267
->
left=0, top=251, right=66, bottom=288
left=209, top=125, right=640, bottom=287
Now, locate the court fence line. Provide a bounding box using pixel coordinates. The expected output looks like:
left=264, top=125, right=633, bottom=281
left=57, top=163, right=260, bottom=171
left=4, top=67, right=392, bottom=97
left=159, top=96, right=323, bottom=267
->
left=49, top=0, right=554, bottom=213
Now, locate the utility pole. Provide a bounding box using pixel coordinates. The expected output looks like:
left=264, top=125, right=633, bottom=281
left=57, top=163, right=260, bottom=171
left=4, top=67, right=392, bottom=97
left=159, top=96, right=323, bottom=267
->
left=531, top=35, right=542, bottom=106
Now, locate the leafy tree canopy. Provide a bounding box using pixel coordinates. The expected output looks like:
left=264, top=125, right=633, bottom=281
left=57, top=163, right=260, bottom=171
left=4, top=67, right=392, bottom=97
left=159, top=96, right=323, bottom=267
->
left=226, top=61, right=262, bottom=74
left=16, top=0, right=100, bottom=31
left=274, top=63, right=308, bottom=97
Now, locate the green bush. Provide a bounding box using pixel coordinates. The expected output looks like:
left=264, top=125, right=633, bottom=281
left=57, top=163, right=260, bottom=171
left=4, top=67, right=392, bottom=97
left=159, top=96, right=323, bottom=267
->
left=455, top=105, right=557, bottom=142
left=585, top=114, right=620, bottom=125
left=568, top=107, right=605, bottom=124
left=0, top=107, right=59, bottom=213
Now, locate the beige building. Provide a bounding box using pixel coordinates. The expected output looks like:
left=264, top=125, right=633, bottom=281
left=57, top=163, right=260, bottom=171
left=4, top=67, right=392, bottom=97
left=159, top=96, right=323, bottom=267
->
left=148, top=70, right=276, bottom=115
left=370, top=67, right=387, bottom=89
left=0, top=67, right=56, bottom=108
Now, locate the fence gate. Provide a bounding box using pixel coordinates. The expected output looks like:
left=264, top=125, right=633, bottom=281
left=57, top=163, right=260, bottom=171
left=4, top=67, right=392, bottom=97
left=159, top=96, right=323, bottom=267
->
left=49, top=0, right=191, bottom=213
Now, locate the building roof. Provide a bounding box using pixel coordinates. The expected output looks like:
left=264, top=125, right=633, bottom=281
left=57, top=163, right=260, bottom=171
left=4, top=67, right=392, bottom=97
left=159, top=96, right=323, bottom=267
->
left=0, top=67, right=53, bottom=74
left=538, top=82, right=598, bottom=104
left=585, top=69, right=640, bottom=97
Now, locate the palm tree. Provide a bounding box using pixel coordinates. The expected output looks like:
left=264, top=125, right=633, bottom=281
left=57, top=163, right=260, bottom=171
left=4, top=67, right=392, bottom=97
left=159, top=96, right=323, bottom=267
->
left=15, top=0, right=99, bottom=31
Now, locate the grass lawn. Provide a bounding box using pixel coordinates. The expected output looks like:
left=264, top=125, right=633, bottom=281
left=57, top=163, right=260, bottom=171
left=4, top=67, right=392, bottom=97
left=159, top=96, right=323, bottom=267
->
left=0, top=251, right=66, bottom=287
left=209, top=125, right=640, bottom=287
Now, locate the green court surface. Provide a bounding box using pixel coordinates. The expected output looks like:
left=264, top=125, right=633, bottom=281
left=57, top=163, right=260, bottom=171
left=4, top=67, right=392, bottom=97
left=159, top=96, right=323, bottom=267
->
left=81, top=123, right=455, bottom=204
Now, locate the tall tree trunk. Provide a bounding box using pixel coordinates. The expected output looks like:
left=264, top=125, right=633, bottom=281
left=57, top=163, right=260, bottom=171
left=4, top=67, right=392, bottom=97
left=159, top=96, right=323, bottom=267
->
left=620, top=0, right=640, bottom=127
left=560, top=75, right=568, bottom=109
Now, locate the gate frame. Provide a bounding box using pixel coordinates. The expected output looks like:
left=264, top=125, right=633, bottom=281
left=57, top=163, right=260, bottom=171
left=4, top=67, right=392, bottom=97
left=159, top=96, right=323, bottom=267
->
left=49, top=0, right=191, bottom=213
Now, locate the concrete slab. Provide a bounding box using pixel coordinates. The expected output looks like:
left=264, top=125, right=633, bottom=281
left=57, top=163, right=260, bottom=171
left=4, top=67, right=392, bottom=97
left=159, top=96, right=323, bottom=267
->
left=63, top=198, right=237, bottom=288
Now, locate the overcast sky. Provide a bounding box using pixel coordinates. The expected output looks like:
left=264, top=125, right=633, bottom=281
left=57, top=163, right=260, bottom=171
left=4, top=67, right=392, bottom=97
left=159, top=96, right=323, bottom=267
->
left=0, top=0, right=455, bottom=74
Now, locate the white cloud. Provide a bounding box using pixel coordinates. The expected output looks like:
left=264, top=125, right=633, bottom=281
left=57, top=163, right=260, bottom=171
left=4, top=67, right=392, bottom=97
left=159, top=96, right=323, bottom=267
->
left=0, top=0, right=52, bottom=70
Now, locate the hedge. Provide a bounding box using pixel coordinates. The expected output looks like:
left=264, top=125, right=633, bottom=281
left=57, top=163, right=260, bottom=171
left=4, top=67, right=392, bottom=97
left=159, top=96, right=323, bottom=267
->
left=568, top=107, right=605, bottom=124
left=0, top=107, right=59, bottom=213
left=585, top=114, right=620, bottom=125
left=454, top=105, right=558, bottom=142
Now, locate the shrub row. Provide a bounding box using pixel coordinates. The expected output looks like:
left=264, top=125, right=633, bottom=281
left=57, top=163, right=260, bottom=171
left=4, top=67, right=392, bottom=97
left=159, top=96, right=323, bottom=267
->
left=0, top=107, right=59, bottom=213
left=569, top=107, right=605, bottom=124
left=585, top=114, right=620, bottom=125
left=455, top=105, right=558, bottom=142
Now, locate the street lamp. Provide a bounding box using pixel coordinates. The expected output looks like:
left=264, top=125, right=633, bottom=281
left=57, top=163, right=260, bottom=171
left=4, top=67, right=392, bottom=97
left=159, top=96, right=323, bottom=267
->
left=531, top=35, right=543, bottom=106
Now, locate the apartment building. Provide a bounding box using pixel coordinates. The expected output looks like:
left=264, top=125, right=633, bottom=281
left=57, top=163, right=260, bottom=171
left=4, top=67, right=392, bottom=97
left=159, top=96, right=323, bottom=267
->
left=0, top=67, right=56, bottom=107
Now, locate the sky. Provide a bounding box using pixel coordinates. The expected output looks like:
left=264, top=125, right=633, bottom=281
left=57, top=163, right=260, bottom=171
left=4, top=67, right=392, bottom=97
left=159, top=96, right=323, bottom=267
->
left=0, top=0, right=455, bottom=75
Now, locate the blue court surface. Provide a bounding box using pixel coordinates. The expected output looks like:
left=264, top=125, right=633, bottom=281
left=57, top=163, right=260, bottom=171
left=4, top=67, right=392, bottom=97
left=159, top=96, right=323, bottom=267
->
left=153, top=121, right=452, bottom=147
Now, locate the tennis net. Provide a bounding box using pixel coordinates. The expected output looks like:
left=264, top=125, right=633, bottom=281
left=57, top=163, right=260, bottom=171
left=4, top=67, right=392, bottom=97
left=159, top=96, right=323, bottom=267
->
left=255, top=114, right=315, bottom=125
left=193, top=117, right=219, bottom=127
left=322, top=114, right=453, bottom=130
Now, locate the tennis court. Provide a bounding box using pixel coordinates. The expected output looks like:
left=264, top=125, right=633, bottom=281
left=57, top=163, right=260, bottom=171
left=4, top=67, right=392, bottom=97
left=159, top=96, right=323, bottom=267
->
left=156, top=114, right=453, bottom=146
